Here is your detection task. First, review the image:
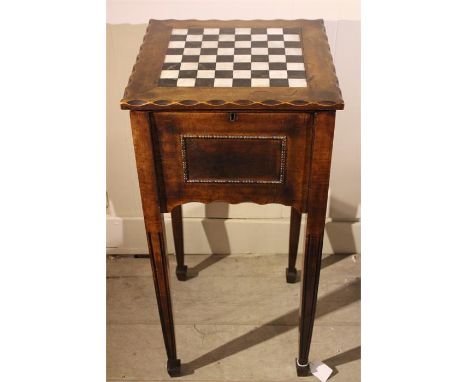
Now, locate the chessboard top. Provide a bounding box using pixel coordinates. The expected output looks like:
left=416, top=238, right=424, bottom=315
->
left=121, top=20, right=343, bottom=111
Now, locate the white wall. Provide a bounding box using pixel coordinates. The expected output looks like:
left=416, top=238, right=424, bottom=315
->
left=106, top=0, right=360, bottom=23
left=106, top=1, right=360, bottom=254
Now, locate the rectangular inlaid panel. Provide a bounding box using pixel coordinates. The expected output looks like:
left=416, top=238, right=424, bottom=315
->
left=159, top=27, right=307, bottom=88
left=181, top=135, right=286, bottom=184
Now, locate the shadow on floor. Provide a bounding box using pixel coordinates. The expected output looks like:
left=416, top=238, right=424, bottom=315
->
left=186, top=251, right=353, bottom=282
left=186, top=254, right=228, bottom=279
left=324, top=346, right=361, bottom=379
left=166, top=203, right=358, bottom=281
left=181, top=278, right=360, bottom=376
left=320, top=253, right=353, bottom=270
left=184, top=203, right=231, bottom=280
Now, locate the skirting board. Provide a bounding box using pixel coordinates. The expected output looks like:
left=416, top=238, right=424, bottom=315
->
left=106, top=216, right=360, bottom=255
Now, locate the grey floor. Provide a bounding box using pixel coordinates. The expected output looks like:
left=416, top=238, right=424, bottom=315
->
left=107, top=253, right=360, bottom=381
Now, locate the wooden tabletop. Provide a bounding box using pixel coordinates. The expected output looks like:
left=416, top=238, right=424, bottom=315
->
left=121, top=20, right=343, bottom=111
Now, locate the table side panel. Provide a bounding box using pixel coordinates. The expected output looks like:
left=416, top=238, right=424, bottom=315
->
left=151, top=112, right=312, bottom=211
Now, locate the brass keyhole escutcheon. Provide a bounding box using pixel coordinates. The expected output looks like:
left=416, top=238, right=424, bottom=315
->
left=229, top=112, right=237, bottom=122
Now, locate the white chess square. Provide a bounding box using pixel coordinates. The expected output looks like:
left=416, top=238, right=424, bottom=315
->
left=176, top=78, right=196, bottom=87
left=168, top=41, right=185, bottom=48
left=268, top=40, right=285, bottom=48
left=159, top=70, right=179, bottom=79
left=199, top=55, right=217, bottom=63
left=251, top=78, right=270, bottom=87
left=233, top=70, right=251, bottom=79
left=186, top=34, right=203, bottom=42
left=183, top=48, right=201, bottom=55
left=203, top=28, right=220, bottom=34
left=197, top=70, right=215, bottom=78
left=219, top=34, right=235, bottom=41
left=251, top=47, right=268, bottom=55
left=285, top=48, right=302, bottom=56
left=235, top=41, right=251, bottom=48
left=288, top=78, right=308, bottom=87
left=216, top=62, right=234, bottom=70
left=235, top=28, right=251, bottom=34
left=214, top=78, right=233, bottom=87
left=267, top=28, right=283, bottom=34
left=269, top=55, right=286, bottom=63
left=233, top=55, right=251, bottom=63
left=251, top=62, right=269, bottom=70
left=201, top=41, right=218, bottom=48
left=251, top=34, right=268, bottom=41
left=270, top=70, right=288, bottom=79
left=217, top=48, right=235, bottom=55
left=164, top=55, right=183, bottom=63
left=287, top=62, right=305, bottom=70
left=284, top=34, right=301, bottom=41
left=180, top=62, right=198, bottom=70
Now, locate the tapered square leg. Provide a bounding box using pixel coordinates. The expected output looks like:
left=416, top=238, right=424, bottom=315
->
left=171, top=205, right=187, bottom=281
left=286, top=207, right=302, bottom=283
left=130, top=111, right=181, bottom=377
left=297, top=111, right=336, bottom=375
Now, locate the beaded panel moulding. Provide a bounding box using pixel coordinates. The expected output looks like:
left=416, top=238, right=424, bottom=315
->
left=159, top=27, right=307, bottom=88
left=180, top=135, right=287, bottom=184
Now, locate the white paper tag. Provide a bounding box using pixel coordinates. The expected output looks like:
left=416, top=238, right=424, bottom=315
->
left=309, top=361, right=333, bottom=382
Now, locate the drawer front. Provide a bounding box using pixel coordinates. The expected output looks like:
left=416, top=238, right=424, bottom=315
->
left=152, top=112, right=312, bottom=211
